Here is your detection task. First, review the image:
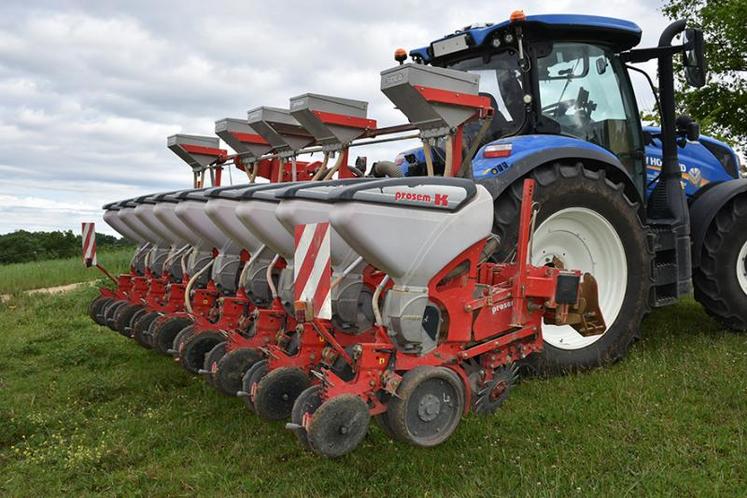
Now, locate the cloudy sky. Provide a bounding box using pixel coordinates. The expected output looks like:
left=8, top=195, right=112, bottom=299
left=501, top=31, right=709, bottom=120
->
left=0, top=0, right=666, bottom=236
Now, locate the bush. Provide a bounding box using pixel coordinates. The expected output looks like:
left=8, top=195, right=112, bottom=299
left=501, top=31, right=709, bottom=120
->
left=0, top=230, right=133, bottom=265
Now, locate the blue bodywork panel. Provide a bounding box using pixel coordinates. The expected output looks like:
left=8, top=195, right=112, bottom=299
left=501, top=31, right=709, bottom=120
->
left=397, top=128, right=738, bottom=200
left=642, top=126, right=736, bottom=198
left=410, top=14, right=642, bottom=63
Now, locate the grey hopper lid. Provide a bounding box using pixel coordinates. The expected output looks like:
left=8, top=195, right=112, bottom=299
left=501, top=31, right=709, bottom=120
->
left=289, top=93, right=373, bottom=148
left=246, top=107, right=315, bottom=153
left=380, top=63, right=481, bottom=132
left=167, top=134, right=223, bottom=171
left=215, top=118, right=273, bottom=160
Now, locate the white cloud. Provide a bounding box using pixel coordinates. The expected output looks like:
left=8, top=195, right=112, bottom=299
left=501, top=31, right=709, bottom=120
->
left=0, top=0, right=671, bottom=237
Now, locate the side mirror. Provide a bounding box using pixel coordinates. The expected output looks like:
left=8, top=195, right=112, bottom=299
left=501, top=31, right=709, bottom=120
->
left=676, top=115, right=700, bottom=141
left=683, top=28, right=706, bottom=87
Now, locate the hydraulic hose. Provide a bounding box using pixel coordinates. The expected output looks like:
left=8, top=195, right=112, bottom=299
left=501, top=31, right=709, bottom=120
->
left=372, top=275, right=390, bottom=326
left=422, top=141, right=435, bottom=176
left=331, top=256, right=364, bottom=290
left=183, top=259, right=214, bottom=314
left=266, top=254, right=280, bottom=299
left=238, top=245, right=266, bottom=289
left=323, top=151, right=347, bottom=180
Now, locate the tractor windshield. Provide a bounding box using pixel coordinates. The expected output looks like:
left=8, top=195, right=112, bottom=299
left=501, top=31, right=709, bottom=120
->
left=447, top=50, right=525, bottom=145
left=537, top=42, right=643, bottom=171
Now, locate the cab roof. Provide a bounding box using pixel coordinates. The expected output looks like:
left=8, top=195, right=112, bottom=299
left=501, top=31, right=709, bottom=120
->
left=410, top=14, right=642, bottom=64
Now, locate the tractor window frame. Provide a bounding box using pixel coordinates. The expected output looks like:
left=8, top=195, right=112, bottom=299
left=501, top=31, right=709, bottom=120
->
left=532, top=41, right=645, bottom=190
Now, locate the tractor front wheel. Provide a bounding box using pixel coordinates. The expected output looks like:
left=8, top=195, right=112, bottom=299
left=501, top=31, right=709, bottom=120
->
left=694, top=196, right=747, bottom=331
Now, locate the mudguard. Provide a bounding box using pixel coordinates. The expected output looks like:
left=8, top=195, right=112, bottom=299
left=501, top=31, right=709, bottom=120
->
left=689, top=178, right=747, bottom=267
left=471, top=135, right=644, bottom=211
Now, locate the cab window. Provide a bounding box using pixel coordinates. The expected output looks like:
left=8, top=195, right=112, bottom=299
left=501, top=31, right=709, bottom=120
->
left=537, top=43, right=642, bottom=172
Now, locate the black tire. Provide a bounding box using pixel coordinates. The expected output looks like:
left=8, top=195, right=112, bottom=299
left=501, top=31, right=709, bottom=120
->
left=104, top=300, right=128, bottom=330
left=254, top=367, right=310, bottom=421
left=213, top=347, right=263, bottom=396
left=491, top=163, right=650, bottom=372
left=694, top=196, right=747, bottom=331
left=291, top=385, right=323, bottom=450
left=88, top=296, right=111, bottom=325
left=241, top=359, right=268, bottom=412
left=179, top=331, right=225, bottom=374
left=387, top=366, right=465, bottom=448
left=203, top=341, right=228, bottom=387
left=173, top=325, right=198, bottom=356
left=114, top=304, right=144, bottom=338
left=307, top=395, right=370, bottom=458
left=132, top=312, right=160, bottom=348
left=150, top=316, right=193, bottom=355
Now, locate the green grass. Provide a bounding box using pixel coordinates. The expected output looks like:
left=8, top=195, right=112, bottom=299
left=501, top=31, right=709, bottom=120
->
left=0, top=248, right=133, bottom=294
left=0, top=289, right=745, bottom=496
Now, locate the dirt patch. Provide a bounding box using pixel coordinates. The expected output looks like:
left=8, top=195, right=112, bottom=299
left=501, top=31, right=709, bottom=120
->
left=1, top=281, right=94, bottom=302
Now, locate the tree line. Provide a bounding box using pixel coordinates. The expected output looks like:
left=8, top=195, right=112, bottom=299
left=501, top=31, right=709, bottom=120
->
left=0, top=230, right=133, bottom=265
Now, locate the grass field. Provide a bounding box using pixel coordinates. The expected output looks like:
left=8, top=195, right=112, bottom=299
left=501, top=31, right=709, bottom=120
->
left=0, top=249, right=133, bottom=294
left=0, top=280, right=745, bottom=496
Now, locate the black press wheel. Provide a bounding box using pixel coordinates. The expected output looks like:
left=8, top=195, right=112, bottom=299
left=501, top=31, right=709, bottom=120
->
left=173, top=325, right=198, bottom=356
left=254, top=367, right=310, bottom=421
left=113, top=303, right=142, bottom=336
left=202, top=341, right=228, bottom=387
left=307, top=394, right=370, bottom=458
left=213, top=347, right=263, bottom=396
left=88, top=296, right=112, bottom=325
left=387, top=366, right=465, bottom=448
left=179, top=331, right=225, bottom=374
left=694, top=196, right=747, bottom=331
left=104, top=300, right=128, bottom=330
left=491, top=163, right=650, bottom=373
left=132, top=312, right=160, bottom=348
left=241, top=359, right=268, bottom=412
left=291, top=385, right=323, bottom=451
left=150, top=316, right=193, bottom=355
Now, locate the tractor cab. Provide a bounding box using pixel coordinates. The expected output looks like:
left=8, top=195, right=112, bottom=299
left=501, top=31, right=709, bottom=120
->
left=409, top=13, right=647, bottom=190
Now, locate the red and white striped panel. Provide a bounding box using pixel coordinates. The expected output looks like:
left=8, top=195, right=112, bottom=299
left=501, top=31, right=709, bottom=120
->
left=294, top=222, right=331, bottom=320
left=81, top=222, right=97, bottom=267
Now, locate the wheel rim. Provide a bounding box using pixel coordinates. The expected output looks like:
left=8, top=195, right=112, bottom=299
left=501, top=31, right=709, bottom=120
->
left=405, top=377, right=461, bottom=444
left=532, top=207, right=627, bottom=350
left=737, top=240, right=747, bottom=295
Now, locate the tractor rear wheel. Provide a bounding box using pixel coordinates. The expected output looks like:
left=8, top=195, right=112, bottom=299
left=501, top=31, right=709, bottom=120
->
left=694, top=196, right=747, bottom=331
left=492, top=163, right=650, bottom=373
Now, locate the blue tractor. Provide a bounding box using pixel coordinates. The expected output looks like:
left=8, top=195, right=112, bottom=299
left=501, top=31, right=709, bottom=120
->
left=383, top=13, right=746, bottom=372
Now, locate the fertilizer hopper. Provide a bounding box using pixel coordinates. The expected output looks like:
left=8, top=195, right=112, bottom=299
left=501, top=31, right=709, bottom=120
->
left=380, top=63, right=491, bottom=176
left=103, top=200, right=148, bottom=245
left=328, top=177, right=493, bottom=352
left=215, top=118, right=272, bottom=162
left=133, top=192, right=189, bottom=247
left=275, top=178, right=377, bottom=331
left=174, top=189, right=233, bottom=251
left=247, top=107, right=315, bottom=181
left=206, top=184, right=287, bottom=307
left=167, top=134, right=227, bottom=187
left=235, top=182, right=313, bottom=311
left=289, top=94, right=375, bottom=151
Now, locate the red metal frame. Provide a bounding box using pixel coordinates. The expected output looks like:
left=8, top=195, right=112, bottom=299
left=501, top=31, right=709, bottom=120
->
left=300, top=179, right=582, bottom=427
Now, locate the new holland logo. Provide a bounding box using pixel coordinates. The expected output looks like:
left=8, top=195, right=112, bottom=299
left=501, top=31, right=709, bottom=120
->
left=393, top=191, right=449, bottom=206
